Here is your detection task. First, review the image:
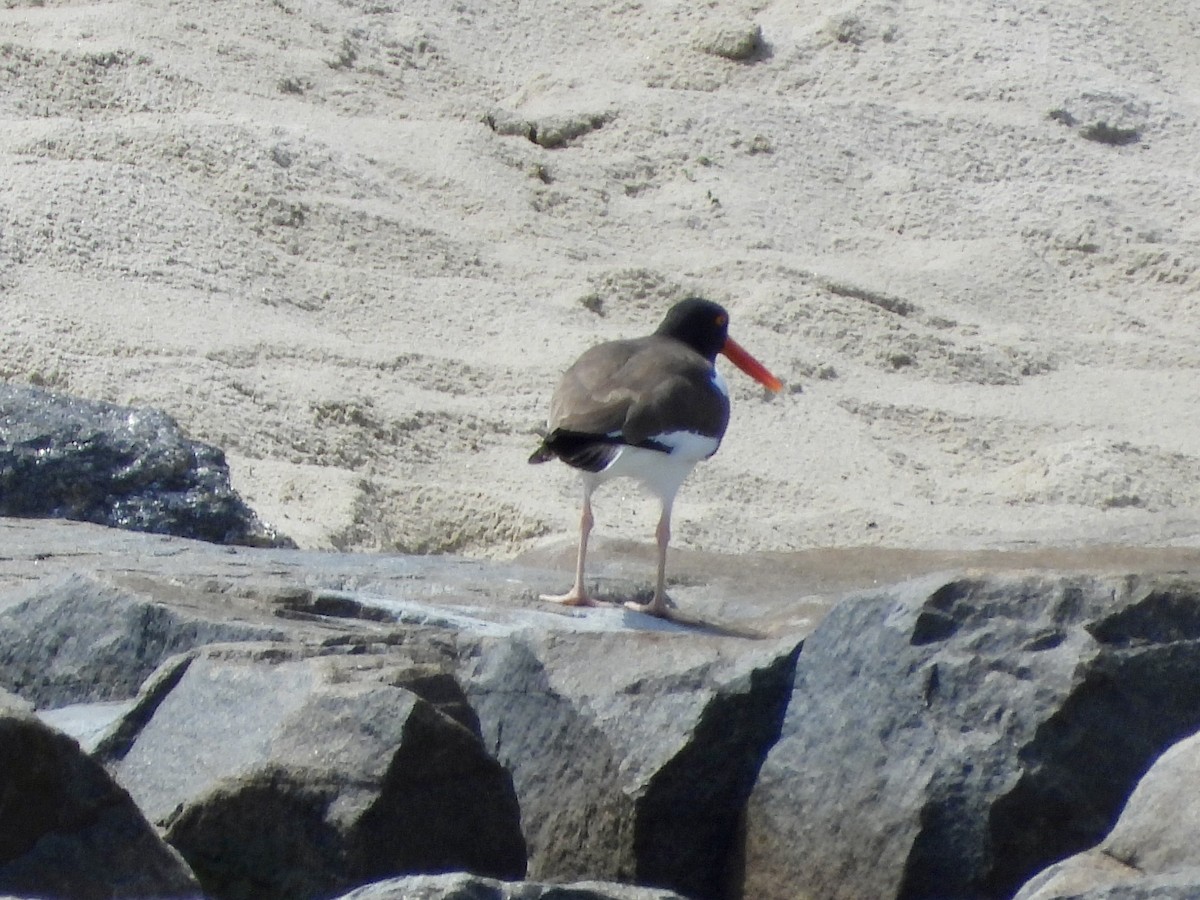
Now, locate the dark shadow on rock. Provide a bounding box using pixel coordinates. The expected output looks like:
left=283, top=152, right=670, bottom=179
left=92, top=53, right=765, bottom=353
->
left=462, top=632, right=802, bottom=900
left=0, top=694, right=201, bottom=898
left=634, top=645, right=799, bottom=899
left=104, top=644, right=525, bottom=900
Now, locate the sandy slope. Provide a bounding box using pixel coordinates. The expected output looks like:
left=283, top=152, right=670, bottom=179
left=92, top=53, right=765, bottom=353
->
left=2, top=0, right=1200, bottom=565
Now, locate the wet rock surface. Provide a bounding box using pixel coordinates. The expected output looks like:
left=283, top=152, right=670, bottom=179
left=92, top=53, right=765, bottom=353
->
left=0, top=384, right=291, bottom=548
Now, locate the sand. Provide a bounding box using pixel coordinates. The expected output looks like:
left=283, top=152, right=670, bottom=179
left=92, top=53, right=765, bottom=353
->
left=3, top=0, right=1200, bottom=569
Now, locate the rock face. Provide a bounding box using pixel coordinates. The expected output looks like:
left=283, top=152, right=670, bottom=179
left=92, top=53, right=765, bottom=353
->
left=460, top=632, right=800, bottom=899
left=0, top=573, right=288, bottom=707
left=99, top=643, right=527, bottom=900
left=744, top=573, right=1200, bottom=900
left=1015, top=728, right=1200, bottom=900
left=0, top=384, right=291, bottom=547
left=0, top=691, right=201, bottom=899
left=0, top=519, right=810, bottom=900
left=10, top=518, right=1200, bottom=899
left=334, top=872, right=692, bottom=899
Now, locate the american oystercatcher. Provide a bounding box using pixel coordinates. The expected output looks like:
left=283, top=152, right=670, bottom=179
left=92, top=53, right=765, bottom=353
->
left=529, top=297, right=783, bottom=618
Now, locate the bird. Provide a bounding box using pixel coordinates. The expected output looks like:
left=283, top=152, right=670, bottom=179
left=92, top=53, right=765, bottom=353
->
left=528, top=297, right=783, bottom=618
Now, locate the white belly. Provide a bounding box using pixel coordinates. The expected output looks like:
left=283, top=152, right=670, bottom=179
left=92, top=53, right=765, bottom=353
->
left=588, top=431, right=720, bottom=502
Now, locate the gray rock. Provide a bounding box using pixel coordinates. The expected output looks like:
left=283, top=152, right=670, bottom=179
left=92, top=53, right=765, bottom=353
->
left=1019, top=870, right=1200, bottom=900
left=0, top=383, right=291, bottom=547
left=460, top=631, right=800, bottom=899
left=38, top=698, right=138, bottom=754
left=334, top=871, right=691, bottom=899
left=694, top=22, right=764, bottom=61
left=0, top=691, right=201, bottom=899
left=22, top=516, right=1200, bottom=900
left=0, top=518, right=717, bottom=637
left=0, top=572, right=289, bottom=707
left=744, top=573, right=1200, bottom=900
left=1015, top=729, right=1200, bottom=900
left=102, top=643, right=526, bottom=900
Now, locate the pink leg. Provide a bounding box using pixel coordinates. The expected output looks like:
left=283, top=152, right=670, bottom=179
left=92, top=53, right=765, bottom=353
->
left=541, top=486, right=602, bottom=607
left=625, top=502, right=674, bottom=618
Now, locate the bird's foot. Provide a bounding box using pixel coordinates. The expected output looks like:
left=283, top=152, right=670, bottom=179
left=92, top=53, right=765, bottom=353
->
left=540, top=590, right=604, bottom=608
left=623, top=596, right=677, bottom=619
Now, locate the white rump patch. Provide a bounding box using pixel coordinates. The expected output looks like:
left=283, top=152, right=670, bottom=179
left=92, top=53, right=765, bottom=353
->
left=587, top=431, right=721, bottom=502
left=653, top=429, right=722, bottom=461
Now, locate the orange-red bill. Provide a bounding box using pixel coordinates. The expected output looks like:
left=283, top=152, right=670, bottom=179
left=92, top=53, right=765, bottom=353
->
left=722, top=336, right=783, bottom=393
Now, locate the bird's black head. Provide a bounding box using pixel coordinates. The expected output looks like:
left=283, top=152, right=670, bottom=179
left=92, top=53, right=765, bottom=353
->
left=655, top=297, right=730, bottom=361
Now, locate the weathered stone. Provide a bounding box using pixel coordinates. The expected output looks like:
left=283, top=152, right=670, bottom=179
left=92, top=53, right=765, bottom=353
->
left=0, top=384, right=291, bottom=547
left=102, top=644, right=525, bottom=900
left=484, top=108, right=613, bottom=149
left=16, top=516, right=1200, bottom=899
left=0, top=691, right=201, bottom=899
left=334, top=871, right=691, bottom=899
left=0, top=518, right=687, bottom=637
left=460, top=631, right=800, bottom=900
left=1016, top=728, right=1200, bottom=899
left=694, top=22, right=764, bottom=61
left=743, top=573, right=1200, bottom=900
left=0, top=572, right=288, bottom=707
left=1019, top=869, right=1200, bottom=900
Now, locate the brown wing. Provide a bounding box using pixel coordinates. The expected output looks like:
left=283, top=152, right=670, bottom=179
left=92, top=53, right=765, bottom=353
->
left=547, top=337, right=643, bottom=436
left=548, top=335, right=730, bottom=443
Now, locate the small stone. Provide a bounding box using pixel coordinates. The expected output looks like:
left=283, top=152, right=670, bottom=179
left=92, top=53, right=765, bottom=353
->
left=695, top=22, right=763, bottom=61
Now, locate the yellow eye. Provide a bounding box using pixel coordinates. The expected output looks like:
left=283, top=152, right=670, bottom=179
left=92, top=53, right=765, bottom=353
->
left=715, top=314, right=728, bottom=327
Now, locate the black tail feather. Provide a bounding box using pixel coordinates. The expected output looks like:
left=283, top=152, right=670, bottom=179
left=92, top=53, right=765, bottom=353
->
left=529, top=429, right=668, bottom=473
left=527, top=443, right=555, bottom=464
